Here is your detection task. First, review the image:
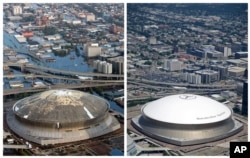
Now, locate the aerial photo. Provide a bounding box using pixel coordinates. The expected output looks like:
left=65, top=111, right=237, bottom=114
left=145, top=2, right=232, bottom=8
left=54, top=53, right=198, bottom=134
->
left=3, top=3, right=124, bottom=156
left=127, top=3, right=248, bottom=156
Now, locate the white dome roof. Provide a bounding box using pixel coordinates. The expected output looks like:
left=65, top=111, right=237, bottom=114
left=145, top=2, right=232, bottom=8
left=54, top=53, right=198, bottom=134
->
left=142, top=94, right=231, bottom=125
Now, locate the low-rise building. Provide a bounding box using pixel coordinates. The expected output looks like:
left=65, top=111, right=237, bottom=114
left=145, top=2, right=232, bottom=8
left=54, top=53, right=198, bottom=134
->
left=235, top=52, right=248, bottom=59
left=228, top=66, right=246, bottom=77
left=86, top=13, right=95, bottom=22
left=227, top=59, right=248, bottom=68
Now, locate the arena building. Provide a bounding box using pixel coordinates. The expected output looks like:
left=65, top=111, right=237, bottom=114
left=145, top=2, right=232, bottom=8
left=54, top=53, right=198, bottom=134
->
left=132, top=94, right=243, bottom=146
left=7, top=89, right=121, bottom=145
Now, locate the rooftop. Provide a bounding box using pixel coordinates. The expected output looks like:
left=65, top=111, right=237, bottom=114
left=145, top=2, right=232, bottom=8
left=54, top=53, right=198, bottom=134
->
left=13, top=89, right=109, bottom=124
left=142, top=94, right=231, bottom=125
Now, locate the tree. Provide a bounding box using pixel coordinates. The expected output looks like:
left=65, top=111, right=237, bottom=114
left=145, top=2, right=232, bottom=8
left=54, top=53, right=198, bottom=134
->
left=144, top=61, right=152, bottom=65
left=43, top=26, right=58, bottom=35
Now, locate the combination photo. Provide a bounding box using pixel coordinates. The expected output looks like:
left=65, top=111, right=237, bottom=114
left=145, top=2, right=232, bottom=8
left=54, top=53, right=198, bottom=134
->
left=2, top=2, right=248, bottom=157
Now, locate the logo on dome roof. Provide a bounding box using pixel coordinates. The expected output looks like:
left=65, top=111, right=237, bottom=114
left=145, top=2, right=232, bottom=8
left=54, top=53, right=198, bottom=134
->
left=179, top=95, right=196, bottom=100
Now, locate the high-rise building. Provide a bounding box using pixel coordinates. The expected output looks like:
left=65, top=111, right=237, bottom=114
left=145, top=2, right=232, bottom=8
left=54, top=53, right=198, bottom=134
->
left=164, top=59, right=182, bottom=71
left=223, top=47, right=232, bottom=57
left=195, top=70, right=219, bottom=84
left=183, top=72, right=201, bottom=84
left=108, top=56, right=124, bottom=74
left=242, top=81, right=248, bottom=116
left=13, top=5, right=22, bottom=15
left=93, top=60, right=100, bottom=70
left=93, top=60, right=113, bottom=74
left=97, top=61, right=105, bottom=73
left=102, top=63, right=112, bottom=74
left=84, top=43, right=102, bottom=57
left=211, top=65, right=228, bottom=80
left=191, top=73, right=201, bottom=84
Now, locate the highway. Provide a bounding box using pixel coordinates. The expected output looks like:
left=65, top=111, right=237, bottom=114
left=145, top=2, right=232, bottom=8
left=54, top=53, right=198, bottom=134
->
left=129, top=81, right=236, bottom=91
left=127, top=77, right=237, bottom=101
left=128, top=77, right=236, bottom=89
left=3, top=82, right=123, bottom=96
left=5, top=62, right=124, bottom=78
left=127, top=89, right=234, bottom=101
left=4, top=74, right=124, bottom=83
left=4, top=61, right=124, bottom=96
left=3, top=144, right=29, bottom=149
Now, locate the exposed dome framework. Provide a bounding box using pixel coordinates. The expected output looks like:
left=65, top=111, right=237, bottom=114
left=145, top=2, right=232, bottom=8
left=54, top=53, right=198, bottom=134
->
left=7, top=89, right=121, bottom=145
left=132, top=94, right=243, bottom=146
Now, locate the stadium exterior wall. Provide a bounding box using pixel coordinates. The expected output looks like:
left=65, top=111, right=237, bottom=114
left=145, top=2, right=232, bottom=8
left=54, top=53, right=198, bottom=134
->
left=132, top=115, right=243, bottom=146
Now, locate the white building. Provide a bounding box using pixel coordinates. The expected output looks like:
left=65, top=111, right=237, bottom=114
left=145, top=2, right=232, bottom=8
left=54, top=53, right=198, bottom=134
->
left=72, top=20, right=81, bottom=25
left=93, top=60, right=100, bottom=70
left=13, top=5, right=22, bottom=15
left=102, top=63, right=112, bottom=74
left=94, top=60, right=113, bottom=74
left=164, top=59, right=182, bottom=71
left=98, top=61, right=105, bottom=73
left=149, top=36, right=156, bottom=44
left=189, top=73, right=201, bottom=84
left=228, top=66, right=245, bottom=77
left=223, top=47, right=232, bottom=57
left=86, top=13, right=95, bottom=22
left=84, top=43, right=102, bottom=57
left=44, top=34, right=61, bottom=41
left=183, top=73, right=201, bottom=84
left=14, top=35, right=26, bottom=43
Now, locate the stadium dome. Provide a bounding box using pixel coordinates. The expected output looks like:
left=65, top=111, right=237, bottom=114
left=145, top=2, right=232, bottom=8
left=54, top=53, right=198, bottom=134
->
left=7, top=89, right=120, bottom=145
left=132, top=94, right=243, bottom=146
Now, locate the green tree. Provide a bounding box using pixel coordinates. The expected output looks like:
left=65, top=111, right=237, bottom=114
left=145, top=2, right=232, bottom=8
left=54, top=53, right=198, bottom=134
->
left=144, top=61, right=152, bottom=65
left=43, top=26, right=58, bottom=35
